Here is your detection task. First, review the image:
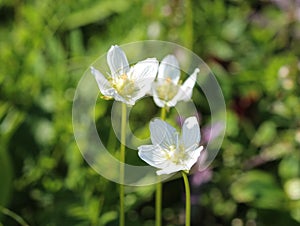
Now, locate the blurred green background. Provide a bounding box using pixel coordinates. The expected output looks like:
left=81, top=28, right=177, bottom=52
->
left=0, top=0, right=300, bottom=225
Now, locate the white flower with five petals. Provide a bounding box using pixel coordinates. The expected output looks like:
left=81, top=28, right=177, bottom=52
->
left=91, top=45, right=159, bottom=105
left=138, top=116, right=203, bottom=175
left=152, top=55, right=199, bottom=108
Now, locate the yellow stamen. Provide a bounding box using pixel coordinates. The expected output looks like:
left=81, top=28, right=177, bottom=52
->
left=156, top=78, right=179, bottom=101
left=111, top=73, right=137, bottom=98
left=166, top=77, right=172, bottom=83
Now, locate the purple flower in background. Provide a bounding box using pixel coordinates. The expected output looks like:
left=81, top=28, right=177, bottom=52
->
left=191, top=167, right=213, bottom=187
left=187, top=123, right=224, bottom=205
left=201, top=121, right=225, bottom=145
left=189, top=150, right=213, bottom=205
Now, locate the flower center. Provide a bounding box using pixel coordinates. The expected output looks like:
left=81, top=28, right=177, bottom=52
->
left=156, top=77, right=179, bottom=101
left=111, top=74, right=137, bottom=98
left=164, top=144, right=187, bottom=165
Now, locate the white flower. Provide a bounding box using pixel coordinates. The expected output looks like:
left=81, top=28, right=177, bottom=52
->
left=152, top=55, right=199, bottom=108
left=91, top=45, right=159, bottom=105
left=138, top=116, right=203, bottom=175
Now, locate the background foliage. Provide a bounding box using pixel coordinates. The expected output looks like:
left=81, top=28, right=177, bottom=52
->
left=0, top=0, right=299, bottom=225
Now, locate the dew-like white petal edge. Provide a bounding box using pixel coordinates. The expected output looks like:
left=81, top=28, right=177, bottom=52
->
left=156, top=163, right=185, bottom=175
left=138, top=144, right=170, bottom=169
left=158, top=55, right=180, bottom=84
left=153, top=95, right=166, bottom=108
left=150, top=119, right=178, bottom=149
left=166, top=95, right=179, bottom=107
left=181, top=116, right=201, bottom=149
left=107, top=45, right=129, bottom=78
left=130, top=58, right=158, bottom=80
left=90, top=67, right=115, bottom=97
left=175, top=68, right=199, bottom=102
left=129, top=58, right=159, bottom=101
left=185, top=146, right=203, bottom=169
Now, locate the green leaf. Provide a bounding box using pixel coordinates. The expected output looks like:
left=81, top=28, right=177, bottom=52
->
left=252, top=121, right=276, bottom=146
left=98, top=211, right=118, bottom=225
left=230, top=170, right=286, bottom=210
left=62, top=0, right=131, bottom=30
left=279, top=155, right=300, bottom=180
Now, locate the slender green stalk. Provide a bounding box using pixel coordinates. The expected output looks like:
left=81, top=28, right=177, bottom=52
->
left=155, top=107, right=166, bottom=226
left=181, top=171, right=191, bottom=226
left=119, top=103, right=127, bottom=226
left=155, top=181, right=162, bottom=226
left=160, top=106, right=166, bottom=120
left=0, top=206, right=29, bottom=226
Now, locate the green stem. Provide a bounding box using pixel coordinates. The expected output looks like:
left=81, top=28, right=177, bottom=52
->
left=155, top=181, right=162, bottom=226
left=0, top=206, right=29, bottom=226
left=119, top=103, right=127, bottom=226
left=155, top=107, right=167, bottom=226
left=160, top=106, right=166, bottom=120
left=182, top=171, right=191, bottom=226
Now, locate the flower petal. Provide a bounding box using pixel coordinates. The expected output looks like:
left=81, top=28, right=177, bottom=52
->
left=156, top=145, right=203, bottom=175
left=129, top=58, right=158, bottom=101
left=151, top=82, right=166, bottom=107
left=175, top=68, right=199, bottom=102
left=113, top=92, right=135, bottom=105
left=107, top=45, right=129, bottom=78
left=158, top=55, right=180, bottom=84
left=150, top=119, right=178, bottom=149
left=153, top=94, right=166, bottom=108
left=156, top=163, right=185, bottom=175
left=180, top=116, right=201, bottom=149
left=166, top=95, right=179, bottom=107
left=185, top=146, right=203, bottom=170
left=130, top=58, right=158, bottom=80
left=138, top=144, right=170, bottom=169
left=90, top=67, right=115, bottom=96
